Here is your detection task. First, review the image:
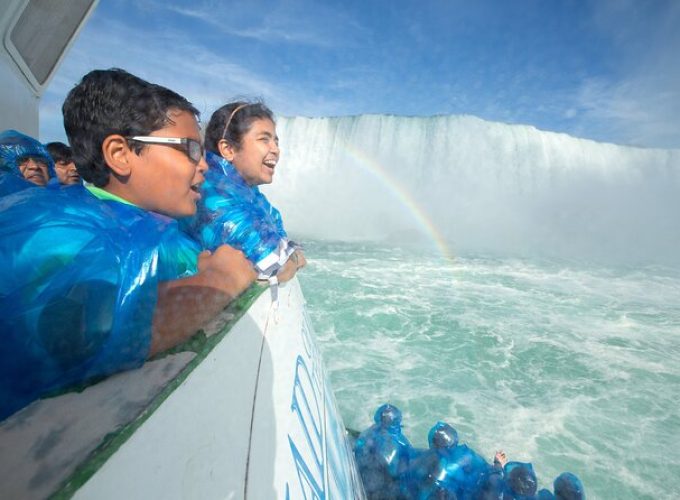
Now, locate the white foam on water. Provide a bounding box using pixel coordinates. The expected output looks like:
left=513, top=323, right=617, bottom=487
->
left=298, top=243, right=680, bottom=499
left=275, top=114, right=680, bottom=498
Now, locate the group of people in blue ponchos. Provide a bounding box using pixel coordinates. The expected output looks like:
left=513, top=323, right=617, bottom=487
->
left=0, top=68, right=304, bottom=420
left=0, top=66, right=586, bottom=500
left=0, top=129, right=81, bottom=192
left=355, top=404, right=585, bottom=500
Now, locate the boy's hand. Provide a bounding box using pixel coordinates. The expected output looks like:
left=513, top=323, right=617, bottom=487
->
left=198, top=245, right=256, bottom=297
left=151, top=245, right=255, bottom=356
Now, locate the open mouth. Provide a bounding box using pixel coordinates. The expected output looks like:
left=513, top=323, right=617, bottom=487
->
left=263, top=161, right=276, bottom=176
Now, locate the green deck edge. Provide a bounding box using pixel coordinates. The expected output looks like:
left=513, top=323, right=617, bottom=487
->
left=50, top=283, right=268, bottom=500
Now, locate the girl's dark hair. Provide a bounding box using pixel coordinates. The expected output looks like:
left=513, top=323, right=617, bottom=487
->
left=205, top=101, right=275, bottom=154
left=62, top=68, right=199, bottom=187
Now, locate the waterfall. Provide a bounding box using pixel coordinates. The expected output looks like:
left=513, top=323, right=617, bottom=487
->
left=265, top=114, right=680, bottom=266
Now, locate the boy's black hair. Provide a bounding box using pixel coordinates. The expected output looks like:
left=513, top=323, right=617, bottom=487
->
left=62, top=68, right=199, bottom=187
left=45, top=141, right=72, bottom=164
left=205, top=101, right=274, bottom=154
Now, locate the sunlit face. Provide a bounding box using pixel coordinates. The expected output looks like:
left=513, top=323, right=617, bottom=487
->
left=229, top=118, right=280, bottom=186
left=18, top=156, right=50, bottom=186
left=126, top=110, right=207, bottom=217
left=55, top=160, right=81, bottom=185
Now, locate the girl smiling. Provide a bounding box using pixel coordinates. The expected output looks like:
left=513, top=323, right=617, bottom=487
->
left=184, top=101, right=305, bottom=281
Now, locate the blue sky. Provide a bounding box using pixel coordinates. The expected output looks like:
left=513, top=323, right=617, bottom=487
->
left=40, top=0, right=680, bottom=148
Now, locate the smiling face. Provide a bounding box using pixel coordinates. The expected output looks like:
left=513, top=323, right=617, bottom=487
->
left=108, top=109, right=207, bottom=218
left=55, top=160, right=81, bottom=185
left=223, top=118, right=280, bottom=186
left=18, top=157, right=50, bottom=186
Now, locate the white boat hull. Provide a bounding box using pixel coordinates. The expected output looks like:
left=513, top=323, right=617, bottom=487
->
left=0, top=278, right=364, bottom=499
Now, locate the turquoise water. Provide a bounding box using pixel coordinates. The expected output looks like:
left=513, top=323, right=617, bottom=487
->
left=297, top=240, right=680, bottom=499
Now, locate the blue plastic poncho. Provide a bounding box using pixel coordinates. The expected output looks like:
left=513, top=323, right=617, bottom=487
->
left=0, top=129, right=55, bottom=189
left=0, top=185, right=200, bottom=420
left=403, top=422, right=459, bottom=499
left=0, top=171, right=34, bottom=197
left=354, top=404, right=414, bottom=499
left=474, top=468, right=506, bottom=500
left=87, top=187, right=201, bottom=281
left=446, top=444, right=490, bottom=497
left=552, top=472, right=584, bottom=500
left=182, top=151, right=295, bottom=277
left=404, top=421, right=492, bottom=499
left=537, top=489, right=556, bottom=500
left=503, top=462, right=538, bottom=500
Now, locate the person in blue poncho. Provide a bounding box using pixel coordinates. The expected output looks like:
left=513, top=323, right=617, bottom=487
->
left=548, top=472, right=585, bottom=500
left=404, top=421, right=461, bottom=498
left=0, top=69, right=256, bottom=420
left=479, top=451, right=538, bottom=500
left=503, top=461, right=539, bottom=499
left=355, top=404, right=414, bottom=499
left=183, top=101, right=306, bottom=281
left=538, top=472, right=586, bottom=500
left=0, top=129, right=53, bottom=193
left=404, top=421, right=491, bottom=499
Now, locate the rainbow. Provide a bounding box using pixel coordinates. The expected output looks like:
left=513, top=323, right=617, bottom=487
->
left=342, top=144, right=454, bottom=261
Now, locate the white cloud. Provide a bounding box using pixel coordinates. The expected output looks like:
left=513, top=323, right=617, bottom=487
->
left=39, top=0, right=680, bottom=149
left=161, top=0, right=367, bottom=48
left=40, top=15, right=290, bottom=140
left=571, top=1, right=680, bottom=148
left=38, top=0, right=382, bottom=140
left=576, top=76, right=680, bottom=148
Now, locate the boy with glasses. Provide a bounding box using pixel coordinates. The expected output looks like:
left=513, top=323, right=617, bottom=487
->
left=0, top=69, right=256, bottom=419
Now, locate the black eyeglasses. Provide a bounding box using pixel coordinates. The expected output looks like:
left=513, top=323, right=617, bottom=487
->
left=127, top=136, right=204, bottom=165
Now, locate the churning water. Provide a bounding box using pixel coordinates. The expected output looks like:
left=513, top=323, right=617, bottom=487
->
left=266, top=114, right=680, bottom=498
left=298, top=243, right=680, bottom=499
